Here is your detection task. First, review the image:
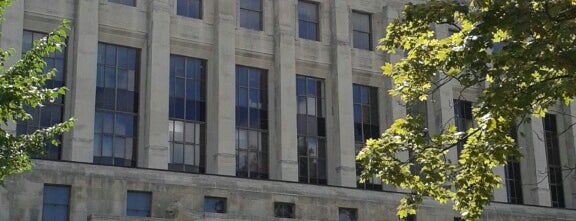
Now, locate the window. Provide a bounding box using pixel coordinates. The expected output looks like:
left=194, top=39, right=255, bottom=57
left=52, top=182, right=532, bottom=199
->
left=126, top=191, right=151, bottom=217
left=239, top=0, right=263, bottom=30
left=42, top=185, right=70, bottom=221
left=453, top=99, right=473, bottom=156
left=177, top=0, right=202, bottom=19
left=274, top=202, right=295, bottom=218
left=204, top=196, right=227, bottom=213
left=404, top=214, right=417, bottom=221
left=17, top=31, right=66, bottom=160
left=353, top=85, right=381, bottom=190
left=543, top=114, right=565, bottom=208
left=169, top=55, right=206, bottom=173
left=505, top=128, right=523, bottom=204
left=352, top=11, right=372, bottom=50
left=454, top=218, right=462, bottom=221
left=108, top=0, right=135, bottom=6
left=94, top=43, right=139, bottom=167
left=236, top=66, right=268, bottom=179
left=296, top=75, right=326, bottom=184
left=298, top=1, right=319, bottom=41
left=338, top=208, right=357, bottom=221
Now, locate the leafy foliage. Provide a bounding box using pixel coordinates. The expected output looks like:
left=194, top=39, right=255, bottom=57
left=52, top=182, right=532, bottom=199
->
left=357, top=0, right=576, bottom=220
left=0, top=0, right=73, bottom=182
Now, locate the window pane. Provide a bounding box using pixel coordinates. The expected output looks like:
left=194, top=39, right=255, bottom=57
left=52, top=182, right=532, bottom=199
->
left=298, top=1, right=317, bottom=22
left=184, top=144, right=195, bottom=165
left=177, top=0, right=202, bottom=19
left=240, top=9, right=262, bottom=30
left=43, top=185, right=70, bottom=221
left=339, top=208, right=357, bottom=221
left=274, top=202, right=295, bottom=218
left=109, top=0, right=135, bottom=6
left=126, top=191, right=151, bottom=217
left=352, top=12, right=370, bottom=32
left=204, top=197, right=227, bottom=213
left=353, top=31, right=371, bottom=50
left=240, top=0, right=261, bottom=11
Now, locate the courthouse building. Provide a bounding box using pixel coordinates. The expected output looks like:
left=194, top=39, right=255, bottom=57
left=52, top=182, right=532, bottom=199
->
left=1, top=0, right=576, bottom=220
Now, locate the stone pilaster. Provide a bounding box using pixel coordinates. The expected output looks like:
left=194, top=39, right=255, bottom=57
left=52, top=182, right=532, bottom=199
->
left=272, top=0, right=298, bottom=181
left=527, top=116, right=552, bottom=206
left=206, top=0, right=237, bottom=176
left=326, top=0, right=356, bottom=187
left=65, top=0, right=99, bottom=163
left=142, top=0, right=171, bottom=169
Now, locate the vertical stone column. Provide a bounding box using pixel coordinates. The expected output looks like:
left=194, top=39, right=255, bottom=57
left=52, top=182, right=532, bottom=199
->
left=381, top=3, right=408, bottom=192
left=206, top=0, right=236, bottom=176
left=64, top=0, right=99, bottom=162
left=492, top=166, right=508, bottom=202
left=327, top=0, right=355, bottom=187
left=0, top=0, right=23, bottom=136
left=271, top=0, right=298, bottom=181
left=527, top=116, right=552, bottom=206
left=516, top=119, right=536, bottom=204
left=142, top=0, right=171, bottom=169
left=0, top=2, right=23, bottom=220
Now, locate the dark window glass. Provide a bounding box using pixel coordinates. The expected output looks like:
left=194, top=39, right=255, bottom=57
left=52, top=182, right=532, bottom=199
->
left=338, top=208, right=357, bottom=221
left=353, top=85, right=381, bottom=190
left=297, top=75, right=326, bottom=185
left=94, top=43, right=139, bottom=167
left=177, top=0, right=202, bottom=19
left=543, top=114, right=565, bottom=208
left=204, top=196, right=227, bottom=213
left=505, top=128, right=523, bottom=204
left=236, top=66, right=268, bottom=179
left=453, top=99, right=473, bottom=156
left=240, top=0, right=262, bottom=30
left=298, top=1, right=319, bottom=41
left=352, top=11, right=372, bottom=50
left=404, top=214, right=417, bottom=221
left=126, top=191, right=151, bottom=217
left=18, top=30, right=66, bottom=160
left=274, top=202, right=295, bottom=218
left=169, top=55, right=206, bottom=173
left=108, top=0, right=135, bottom=6
left=454, top=218, right=462, bottom=221
left=42, top=185, right=70, bottom=221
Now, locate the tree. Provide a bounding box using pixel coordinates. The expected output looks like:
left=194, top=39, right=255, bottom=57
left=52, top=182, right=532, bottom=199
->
left=0, top=0, right=73, bottom=182
left=356, top=0, right=576, bottom=220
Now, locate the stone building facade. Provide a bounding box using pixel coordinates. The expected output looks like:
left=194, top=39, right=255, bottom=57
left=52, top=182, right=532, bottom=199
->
left=1, top=0, right=576, bottom=220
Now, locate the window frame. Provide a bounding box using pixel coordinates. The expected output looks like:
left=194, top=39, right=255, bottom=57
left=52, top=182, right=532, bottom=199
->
left=296, top=75, right=327, bottom=185
left=543, top=114, right=565, bottom=208
left=18, top=30, right=67, bottom=161
left=352, top=84, right=381, bottom=190
left=177, top=0, right=203, bottom=19
left=274, top=202, right=295, bottom=219
left=236, top=65, right=269, bottom=179
left=168, top=54, right=207, bottom=173
left=453, top=99, right=473, bottom=156
left=338, top=207, right=358, bottom=221
left=126, top=191, right=152, bottom=217
left=297, top=0, right=320, bottom=41
left=94, top=42, right=140, bottom=167
left=42, top=184, right=71, bottom=221
left=204, top=196, right=227, bottom=213
left=239, top=0, right=264, bottom=31
left=504, top=128, right=523, bottom=204
left=351, top=10, right=373, bottom=50
left=108, top=0, right=136, bottom=6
